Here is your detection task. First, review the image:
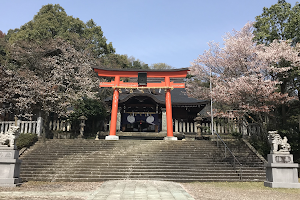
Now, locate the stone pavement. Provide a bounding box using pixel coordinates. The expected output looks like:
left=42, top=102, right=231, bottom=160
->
left=0, top=180, right=195, bottom=200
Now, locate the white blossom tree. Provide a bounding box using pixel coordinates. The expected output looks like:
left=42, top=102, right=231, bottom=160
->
left=3, top=38, right=100, bottom=135
left=186, top=22, right=300, bottom=125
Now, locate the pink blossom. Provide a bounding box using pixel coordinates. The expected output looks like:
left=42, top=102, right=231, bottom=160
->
left=186, top=22, right=299, bottom=117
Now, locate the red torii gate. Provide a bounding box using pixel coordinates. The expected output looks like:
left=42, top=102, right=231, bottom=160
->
left=93, top=67, right=189, bottom=140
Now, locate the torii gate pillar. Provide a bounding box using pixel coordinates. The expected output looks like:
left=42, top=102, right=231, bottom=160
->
left=93, top=67, right=189, bottom=140
left=106, top=76, right=120, bottom=140
left=164, top=76, right=177, bottom=140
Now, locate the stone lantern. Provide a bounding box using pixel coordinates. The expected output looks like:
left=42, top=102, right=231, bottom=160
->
left=78, top=115, right=87, bottom=138
left=194, top=113, right=203, bottom=139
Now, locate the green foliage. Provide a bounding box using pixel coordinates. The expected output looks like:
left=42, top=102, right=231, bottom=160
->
left=253, top=0, right=300, bottom=100
left=6, top=4, right=115, bottom=57
left=253, top=0, right=300, bottom=44
left=0, top=30, right=7, bottom=65
left=16, top=133, right=38, bottom=150
left=278, top=128, right=300, bottom=162
left=70, top=98, right=107, bottom=137
left=71, top=98, right=107, bottom=120
left=100, top=54, right=149, bottom=69
left=253, top=0, right=300, bottom=160
left=231, top=131, right=242, bottom=139
left=84, top=19, right=115, bottom=56
left=150, top=63, right=173, bottom=69
left=127, top=56, right=149, bottom=69
left=249, top=136, right=270, bottom=159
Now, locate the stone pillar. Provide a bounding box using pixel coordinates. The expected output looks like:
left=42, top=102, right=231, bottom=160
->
left=214, top=122, right=217, bottom=135
left=179, top=121, right=182, bottom=133
left=242, top=121, right=248, bottom=136
left=104, top=120, right=108, bottom=132
left=182, top=122, right=186, bottom=133
left=116, top=108, right=121, bottom=132
left=174, top=119, right=179, bottom=133
left=161, top=108, right=167, bottom=132
left=186, top=122, right=190, bottom=133
left=36, top=116, right=43, bottom=137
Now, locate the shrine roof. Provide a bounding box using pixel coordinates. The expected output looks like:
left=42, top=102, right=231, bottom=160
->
left=104, top=88, right=208, bottom=107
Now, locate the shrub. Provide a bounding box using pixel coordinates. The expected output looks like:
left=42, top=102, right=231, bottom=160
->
left=249, top=136, right=270, bottom=159
left=231, top=131, right=243, bottom=139
left=16, top=133, right=38, bottom=150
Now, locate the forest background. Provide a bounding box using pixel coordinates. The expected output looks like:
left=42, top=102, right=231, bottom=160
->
left=1, top=0, right=300, bottom=161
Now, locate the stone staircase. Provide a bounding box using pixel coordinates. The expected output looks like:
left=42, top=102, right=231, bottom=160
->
left=19, top=139, right=266, bottom=182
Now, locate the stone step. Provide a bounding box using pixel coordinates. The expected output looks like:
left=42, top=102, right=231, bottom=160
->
left=22, top=152, right=219, bottom=157
left=21, top=174, right=242, bottom=180
left=20, top=171, right=264, bottom=177
left=20, top=177, right=245, bottom=182
left=20, top=163, right=234, bottom=168
left=20, top=138, right=266, bottom=182
left=20, top=175, right=264, bottom=182
left=20, top=166, right=264, bottom=171
left=20, top=168, right=247, bottom=173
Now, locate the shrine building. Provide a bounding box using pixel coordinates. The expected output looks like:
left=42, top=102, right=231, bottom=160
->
left=93, top=67, right=209, bottom=140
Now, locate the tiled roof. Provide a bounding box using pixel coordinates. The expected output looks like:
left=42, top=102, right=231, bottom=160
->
left=105, top=88, right=208, bottom=106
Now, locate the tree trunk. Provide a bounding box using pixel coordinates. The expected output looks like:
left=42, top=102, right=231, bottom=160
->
left=280, top=81, right=287, bottom=125
left=42, top=111, right=50, bottom=141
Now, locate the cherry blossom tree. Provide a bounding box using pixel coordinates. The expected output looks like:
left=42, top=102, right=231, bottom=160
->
left=186, top=22, right=300, bottom=125
left=3, top=38, right=101, bottom=136
left=0, top=66, right=13, bottom=119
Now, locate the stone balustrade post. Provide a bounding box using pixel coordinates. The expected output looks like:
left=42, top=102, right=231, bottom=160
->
left=179, top=121, right=182, bottom=133
left=175, top=119, right=179, bottom=133
left=117, top=108, right=121, bottom=132
left=161, top=108, right=167, bottom=132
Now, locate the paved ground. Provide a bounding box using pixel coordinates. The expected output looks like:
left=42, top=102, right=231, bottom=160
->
left=2, top=180, right=300, bottom=200
left=0, top=180, right=194, bottom=200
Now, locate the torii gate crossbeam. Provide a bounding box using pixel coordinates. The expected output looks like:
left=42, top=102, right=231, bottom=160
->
left=93, top=67, right=189, bottom=140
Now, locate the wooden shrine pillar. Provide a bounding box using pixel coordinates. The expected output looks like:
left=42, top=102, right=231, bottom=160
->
left=107, top=76, right=120, bottom=140
left=164, top=76, right=177, bottom=140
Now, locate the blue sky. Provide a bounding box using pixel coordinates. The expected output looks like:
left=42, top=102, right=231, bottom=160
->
left=1, top=0, right=299, bottom=68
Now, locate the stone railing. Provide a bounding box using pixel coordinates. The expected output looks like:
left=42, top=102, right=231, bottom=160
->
left=173, top=120, right=251, bottom=135
left=174, top=120, right=197, bottom=133
left=0, top=118, right=73, bottom=138
left=0, top=117, right=42, bottom=136
left=49, top=119, right=71, bottom=132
